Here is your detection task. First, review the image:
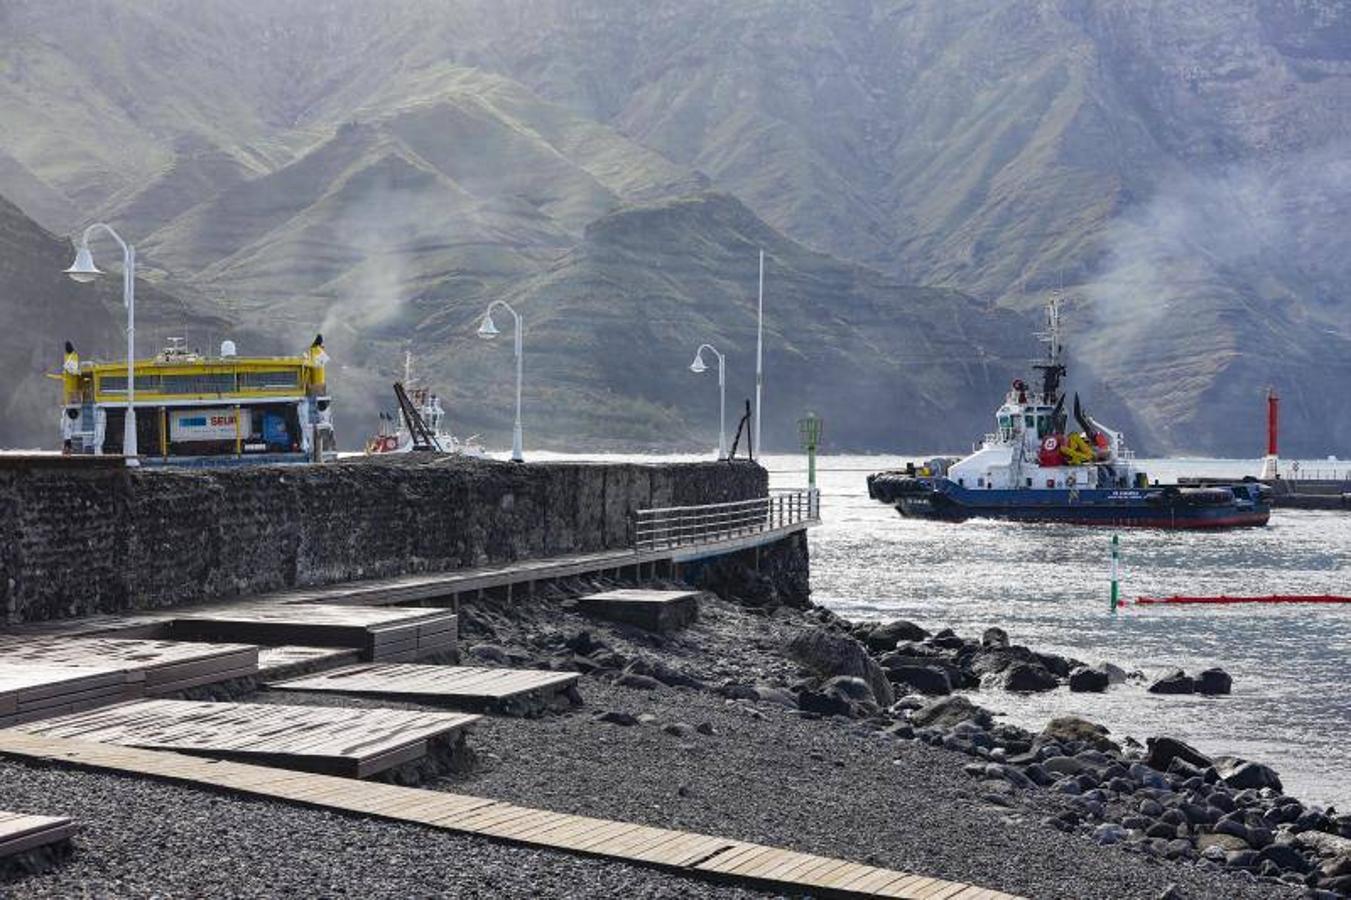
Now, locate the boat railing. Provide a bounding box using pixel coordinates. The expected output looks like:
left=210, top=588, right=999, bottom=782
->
left=631, top=488, right=821, bottom=553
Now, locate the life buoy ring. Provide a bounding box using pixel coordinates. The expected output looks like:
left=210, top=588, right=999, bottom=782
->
left=1042, top=436, right=1060, bottom=453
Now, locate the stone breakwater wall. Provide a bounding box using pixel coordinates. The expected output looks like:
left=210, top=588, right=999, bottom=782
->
left=0, top=456, right=767, bottom=623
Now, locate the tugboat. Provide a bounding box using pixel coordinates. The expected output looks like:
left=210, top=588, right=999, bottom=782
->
left=867, top=300, right=1270, bottom=528
left=365, top=352, right=483, bottom=457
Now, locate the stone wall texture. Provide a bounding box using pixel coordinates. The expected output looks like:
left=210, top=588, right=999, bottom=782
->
left=0, top=456, right=767, bottom=623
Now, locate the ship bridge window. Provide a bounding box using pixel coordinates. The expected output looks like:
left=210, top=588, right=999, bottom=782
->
left=239, top=370, right=300, bottom=390
left=998, top=415, right=1011, bottom=429
left=1024, top=414, right=1035, bottom=428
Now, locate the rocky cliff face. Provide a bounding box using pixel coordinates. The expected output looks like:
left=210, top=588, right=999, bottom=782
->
left=0, top=1, right=1345, bottom=454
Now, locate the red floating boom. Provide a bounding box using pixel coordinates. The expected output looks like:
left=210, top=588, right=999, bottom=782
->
left=1134, top=594, right=1351, bottom=606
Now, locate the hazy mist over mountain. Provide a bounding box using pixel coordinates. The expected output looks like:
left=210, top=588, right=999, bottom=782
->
left=0, top=0, right=1347, bottom=454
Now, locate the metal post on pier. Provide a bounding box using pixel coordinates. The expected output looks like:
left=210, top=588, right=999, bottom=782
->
left=1110, top=534, right=1120, bottom=613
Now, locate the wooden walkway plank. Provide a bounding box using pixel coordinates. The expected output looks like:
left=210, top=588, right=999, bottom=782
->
left=0, top=732, right=1016, bottom=900
left=15, top=700, right=477, bottom=778
left=269, top=663, right=579, bottom=716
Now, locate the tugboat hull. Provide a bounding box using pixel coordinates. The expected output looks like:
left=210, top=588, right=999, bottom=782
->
left=893, top=483, right=1270, bottom=529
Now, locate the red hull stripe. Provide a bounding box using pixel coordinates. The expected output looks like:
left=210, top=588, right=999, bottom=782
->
left=1134, top=595, right=1351, bottom=606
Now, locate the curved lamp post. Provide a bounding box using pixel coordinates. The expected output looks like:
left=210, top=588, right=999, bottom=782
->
left=689, top=343, right=727, bottom=460
left=477, top=300, right=524, bottom=462
left=64, top=223, right=139, bottom=466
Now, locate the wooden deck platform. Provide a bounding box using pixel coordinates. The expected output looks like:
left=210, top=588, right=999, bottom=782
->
left=256, top=646, right=363, bottom=681
left=16, top=699, right=479, bottom=779
left=167, top=605, right=456, bottom=662
left=0, top=636, right=259, bottom=699
left=0, top=732, right=1016, bottom=899
left=269, top=663, right=580, bottom=716
left=579, top=589, right=700, bottom=633
left=0, top=810, right=76, bottom=862
left=0, top=664, right=128, bottom=727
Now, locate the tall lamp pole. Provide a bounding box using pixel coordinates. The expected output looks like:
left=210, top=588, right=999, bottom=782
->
left=689, top=343, right=727, bottom=460
left=64, top=223, right=139, bottom=466
left=755, top=249, right=764, bottom=456
left=477, top=299, right=524, bottom=462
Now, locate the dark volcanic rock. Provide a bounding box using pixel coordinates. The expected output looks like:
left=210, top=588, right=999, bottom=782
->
left=1214, top=757, right=1284, bottom=792
left=1001, top=663, right=1059, bottom=693
left=886, top=665, right=952, bottom=696
left=1196, top=668, right=1233, bottom=695
left=786, top=628, right=895, bottom=706
left=1147, top=669, right=1196, bottom=694
left=1040, top=717, right=1121, bottom=754
left=970, top=645, right=1036, bottom=676
left=865, top=619, right=929, bottom=651
left=1145, top=736, right=1213, bottom=773
left=909, top=695, right=994, bottom=730
left=1068, top=666, right=1109, bottom=692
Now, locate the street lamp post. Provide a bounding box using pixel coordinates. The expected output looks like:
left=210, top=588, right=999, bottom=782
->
left=64, top=223, right=139, bottom=466
left=689, top=343, right=727, bottom=460
left=477, top=300, right=524, bottom=462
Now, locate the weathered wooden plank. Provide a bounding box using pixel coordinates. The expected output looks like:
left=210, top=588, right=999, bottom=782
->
left=0, top=733, right=1011, bottom=900
left=15, top=700, right=477, bottom=778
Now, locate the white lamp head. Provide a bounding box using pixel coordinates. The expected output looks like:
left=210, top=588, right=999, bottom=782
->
left=689, top=351, right=707, bottom=374
left=64, top=245, right=102, bottom=283
left=477, top=312, right=500, bottom=339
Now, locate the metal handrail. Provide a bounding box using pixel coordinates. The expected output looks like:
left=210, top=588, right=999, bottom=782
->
left=631, top=487, right=820, bottom=553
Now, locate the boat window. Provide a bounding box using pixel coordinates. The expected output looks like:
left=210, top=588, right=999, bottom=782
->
left=239, top=370, right=300, bottom=390
left=977, top=477, right=984, bottom=488
left=1025, top=477, right=1032, bottom=487
left=957, top=478, right=964, bottom=487
left=1024, top=414, right=1035, bottom=428
left=998, top=415, right=1011, bottom=429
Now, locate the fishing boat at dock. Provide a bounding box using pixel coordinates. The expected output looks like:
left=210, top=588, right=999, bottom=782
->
left=867, top=300, right=1271, bottom=529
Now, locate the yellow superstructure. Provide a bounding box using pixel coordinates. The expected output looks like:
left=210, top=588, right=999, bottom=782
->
left=59, top=336, right=335, bottom=464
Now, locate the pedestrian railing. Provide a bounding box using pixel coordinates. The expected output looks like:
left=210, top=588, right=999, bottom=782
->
left=631, top=488, right=820, bottom=553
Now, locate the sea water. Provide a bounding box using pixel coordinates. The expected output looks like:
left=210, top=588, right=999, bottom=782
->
left=515, top=450, right=1348, bottom=807
left=773, top=454, right=1351, bottom=809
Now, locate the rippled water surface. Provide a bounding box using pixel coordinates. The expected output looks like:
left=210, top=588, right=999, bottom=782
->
left=766, top=454, right=1351, bottom=809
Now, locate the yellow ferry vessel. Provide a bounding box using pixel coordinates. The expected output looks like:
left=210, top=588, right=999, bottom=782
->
left=56, top=335, right=336, bottom=465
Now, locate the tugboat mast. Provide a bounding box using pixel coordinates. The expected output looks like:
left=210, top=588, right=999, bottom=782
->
left=1032, top=297, right=1066, bottom=405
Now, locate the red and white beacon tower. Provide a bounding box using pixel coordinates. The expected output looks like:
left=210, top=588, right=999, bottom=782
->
left=1260, top=388, right=1280, bottom=480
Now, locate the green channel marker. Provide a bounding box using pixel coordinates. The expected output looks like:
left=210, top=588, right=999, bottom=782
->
left=1110, top=533, right=1120, bottom=613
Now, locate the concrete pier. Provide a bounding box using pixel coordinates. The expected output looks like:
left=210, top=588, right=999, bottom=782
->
left=0, top=456, right=766, bottom=625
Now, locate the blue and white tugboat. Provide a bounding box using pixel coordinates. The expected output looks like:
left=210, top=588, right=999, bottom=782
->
left=868, top=300, right=1270, bottom=528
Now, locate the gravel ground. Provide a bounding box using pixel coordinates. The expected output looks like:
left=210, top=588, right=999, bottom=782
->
left=0, top=593, right=1304, bottom=899
left=0, top=761, right=768, bottom=899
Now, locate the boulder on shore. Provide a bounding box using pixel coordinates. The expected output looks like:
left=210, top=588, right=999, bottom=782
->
left=1144, top=736, right=1212, bottom=773
left=786, top=627, right=895, bottom=706
left=865, top=619, right=929, bottom=651
left=886, top=665, right=952, bottom=696
left=910, top=695, right=994, bottom=730
left=1214, top=756, right=1283, bottom=792
left=1000, top=662, right=1059, bottom=693
left=1068, top=666, right=1109, bottom=693
left=1040, top=716, right=1120, bottom=754
left=1196, top=667, right=1233, bottom=695
left=1147, top=669, right=1196, bottom=694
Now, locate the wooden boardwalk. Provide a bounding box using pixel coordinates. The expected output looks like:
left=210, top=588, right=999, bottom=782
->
left=0, top=810, right=76, bottom=861
left=168, top=605, right=456, bottom=662
left=234, top=521, right=814, bottom=609
left=0, top=636, right=258, bottom=698
left=0, top=664, right=128, bottom=727
left=0, top=731, right=1018, bottom=899
left=16, top=699, right=479, bottom=779
left=257, top=646, right=363, bottom=681
left=579, top=589, right=700, bottom=633
left=270, top=663, right=579, bottom=716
